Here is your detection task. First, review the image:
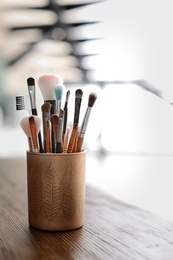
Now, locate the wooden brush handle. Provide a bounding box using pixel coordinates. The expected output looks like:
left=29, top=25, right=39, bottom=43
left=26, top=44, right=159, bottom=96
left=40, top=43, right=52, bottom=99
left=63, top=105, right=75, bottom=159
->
left=30, top=124, right=39, bottom=152
left=46, top=121, right=52, bottom=153
left=62, top=128, right=70, bottom=153
left=32, top=108, right=43, bottom=153
left=76, top=136, right=84, bottom=152
left=67, top=127, right=78, bottom=153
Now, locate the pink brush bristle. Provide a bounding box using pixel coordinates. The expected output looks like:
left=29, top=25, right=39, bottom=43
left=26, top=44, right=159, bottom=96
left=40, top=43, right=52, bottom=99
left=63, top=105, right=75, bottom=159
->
left=38, top=74, right=64, bottom=101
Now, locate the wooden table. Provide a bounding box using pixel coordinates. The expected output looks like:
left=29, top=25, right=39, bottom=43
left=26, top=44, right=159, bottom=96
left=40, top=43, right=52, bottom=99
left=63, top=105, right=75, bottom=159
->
left=1, top=157, right=173, bottom=259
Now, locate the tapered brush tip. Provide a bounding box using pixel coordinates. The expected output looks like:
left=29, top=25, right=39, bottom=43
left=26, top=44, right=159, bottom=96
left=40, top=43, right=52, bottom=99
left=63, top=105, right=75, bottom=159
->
left=27, top=77, right=35, bottom=86
left=41, top=102, right=52, bottom=113
left=75, top=89, right=83, bottom=98
left=88, top=92, right=97, bottom=107
left=38, top=74, right=63, bottom=100
left=54, top=84, right=65, bottom=100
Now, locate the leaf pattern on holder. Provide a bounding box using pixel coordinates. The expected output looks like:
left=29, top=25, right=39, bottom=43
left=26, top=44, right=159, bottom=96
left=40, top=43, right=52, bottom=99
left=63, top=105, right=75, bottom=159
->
left=42, top=162, right=63, bottom=222
left=76, top=166, right=85, bottom=217
left=35, top=180, right=44, bottom=217
left=28, top=169, right=43, bottom=218
left=62, top=161, right=77, bottom=221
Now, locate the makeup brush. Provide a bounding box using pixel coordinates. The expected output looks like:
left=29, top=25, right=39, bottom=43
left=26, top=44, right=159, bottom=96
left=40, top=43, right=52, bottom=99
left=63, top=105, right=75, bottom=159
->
left=56, top=110, right=64, bottom=153
left=41, top=102, right=52, bottom=153
left=27, top=77, right=43, bottom=153
left=77, top=92, right=97, bottom=152
left=38, top=74, right=63, bottom=106
left=20, top=116, right=33, bottom=152
left=29, top=116, right=41, bottom=153
left=27, top=77, right=37, bottom=114
left=68, top=89, right=83, bottom=153
left=54, top=84, right=65, bottom=115
left=38, top=74, right=63, bottom=152
left=63, top=90, right=70, bottom=143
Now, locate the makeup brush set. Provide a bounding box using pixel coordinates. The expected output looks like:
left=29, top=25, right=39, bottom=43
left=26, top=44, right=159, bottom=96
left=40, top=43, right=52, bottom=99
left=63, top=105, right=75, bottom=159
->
left=16, top=74, right=97, bottom=154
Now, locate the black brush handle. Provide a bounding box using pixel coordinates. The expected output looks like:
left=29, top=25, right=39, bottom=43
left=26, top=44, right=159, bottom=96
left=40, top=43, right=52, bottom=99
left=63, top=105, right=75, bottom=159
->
left=74, top=98, right=82, bottom=124
left=31, top=108, right=43, bottom=153
left=63, top=102, right=67, bottom=134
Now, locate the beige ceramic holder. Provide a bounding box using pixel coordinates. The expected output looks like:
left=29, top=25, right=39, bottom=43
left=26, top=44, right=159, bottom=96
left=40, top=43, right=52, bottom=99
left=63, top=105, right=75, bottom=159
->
left=27, top=151, right=86, bottom=231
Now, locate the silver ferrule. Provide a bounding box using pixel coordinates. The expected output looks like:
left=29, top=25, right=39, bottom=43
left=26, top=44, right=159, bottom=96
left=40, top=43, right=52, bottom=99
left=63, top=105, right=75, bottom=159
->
left=28, top=86, right=36, bottom=109
left=80, top=107, right=91, bottom=135
left=57, top=117, right=63, bottom=142
left=56, top=100, right=61, bottom=116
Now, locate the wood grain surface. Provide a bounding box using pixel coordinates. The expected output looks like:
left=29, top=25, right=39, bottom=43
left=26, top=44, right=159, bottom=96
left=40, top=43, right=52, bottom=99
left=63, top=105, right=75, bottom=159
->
left=0, top=158, right=173, bottom=260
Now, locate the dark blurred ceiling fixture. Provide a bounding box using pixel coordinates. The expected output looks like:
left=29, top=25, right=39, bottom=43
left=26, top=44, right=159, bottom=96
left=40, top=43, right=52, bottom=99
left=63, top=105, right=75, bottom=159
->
left=0, top=0, right=163, bottom=99
left=4, top=0, right=105, bottom=84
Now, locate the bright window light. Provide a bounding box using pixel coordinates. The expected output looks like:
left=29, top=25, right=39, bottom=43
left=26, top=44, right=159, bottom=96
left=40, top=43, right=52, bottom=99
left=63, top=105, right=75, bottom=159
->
left=101, top=84, right=173, bottom=154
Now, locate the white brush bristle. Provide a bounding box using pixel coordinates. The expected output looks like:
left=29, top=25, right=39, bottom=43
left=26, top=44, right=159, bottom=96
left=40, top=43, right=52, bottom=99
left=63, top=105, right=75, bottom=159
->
left=20, top=116, right=32, bottom=137
left=38, top=74, right=63, bottom=100
left=20, top=115, right=41, bottom=136
left=36, top=116, right=41, bottom=133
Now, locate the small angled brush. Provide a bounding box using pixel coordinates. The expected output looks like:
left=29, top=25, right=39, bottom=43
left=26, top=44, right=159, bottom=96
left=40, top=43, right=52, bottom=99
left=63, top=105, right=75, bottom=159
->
left=27, top=77, right=43, bottom=152
left=29, top=115, right=41, bottom=153
left=68, top=89, right=83, bottom=153
left=77, top=93, right=97, bottom=152
left=54, top=84, right=65, bottom=115
left=41, top=102, right=51, bottom=153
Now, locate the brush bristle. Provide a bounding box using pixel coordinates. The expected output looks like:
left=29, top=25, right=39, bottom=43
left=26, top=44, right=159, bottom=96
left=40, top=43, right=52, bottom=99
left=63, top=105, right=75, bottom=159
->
left=20, top=116, right=32, bottom=137
left=38, top=74, right=63, bottom=100
left=88, top=93, right=97, bottom=107
left=41, top=102, right=52, bottom=113
left=60, top=109, right=65, bottom=116
left=75, top=89, right=83, bottom=99
left=54, top=85, right=65, bottom=100
left=27, top=77, right=35, bottom=86
left=29, top=115, right=41, bottom=134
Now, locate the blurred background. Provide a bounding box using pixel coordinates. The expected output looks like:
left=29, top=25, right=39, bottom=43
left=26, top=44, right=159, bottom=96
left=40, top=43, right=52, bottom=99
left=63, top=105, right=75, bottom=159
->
left=1, top=0, right=173, bottom=221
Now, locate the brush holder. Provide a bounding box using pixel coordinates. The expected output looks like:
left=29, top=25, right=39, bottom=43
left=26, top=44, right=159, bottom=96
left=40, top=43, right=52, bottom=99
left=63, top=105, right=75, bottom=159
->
left=26, top=150, right=86, bottom=231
